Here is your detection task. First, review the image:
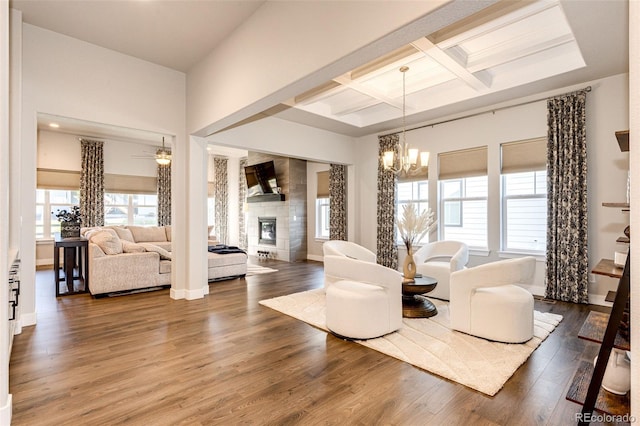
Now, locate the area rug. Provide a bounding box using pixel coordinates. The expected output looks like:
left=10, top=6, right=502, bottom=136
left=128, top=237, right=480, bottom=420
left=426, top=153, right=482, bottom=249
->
left=259, top=288, right=563, bottom=396
left=246, top=263, right=278, bottom=276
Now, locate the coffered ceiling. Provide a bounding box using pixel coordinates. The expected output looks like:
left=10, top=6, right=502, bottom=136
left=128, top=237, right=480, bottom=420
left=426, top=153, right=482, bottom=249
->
left=286, top=1, right=585, bottom=129
left=12, top=0, right=629, bottom=140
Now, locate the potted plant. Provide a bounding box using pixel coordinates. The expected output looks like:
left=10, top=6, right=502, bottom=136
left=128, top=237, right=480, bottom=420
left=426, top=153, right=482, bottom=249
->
left=53, top=206, right=82, bottom=238
left=397, top=203, right=436, bottom=281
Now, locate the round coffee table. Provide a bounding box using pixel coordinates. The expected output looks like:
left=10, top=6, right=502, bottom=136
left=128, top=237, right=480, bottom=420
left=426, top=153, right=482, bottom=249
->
left=401, top=275, right=438, bottom=318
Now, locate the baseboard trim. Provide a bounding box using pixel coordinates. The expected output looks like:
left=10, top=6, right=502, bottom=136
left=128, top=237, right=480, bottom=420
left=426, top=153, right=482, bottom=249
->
left=588, top=294, right=613, bottom=308
left=307, top=254, right=323, bottom=262
left=21, top=312, right=36, bottom=327
left=522, top=284, right=611, bottom=307
left=170, top=287, right=205, bottom=300
left=0, top=394, right=12, bottom=426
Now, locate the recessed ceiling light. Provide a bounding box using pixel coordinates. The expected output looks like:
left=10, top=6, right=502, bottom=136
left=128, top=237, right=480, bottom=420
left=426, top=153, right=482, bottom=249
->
left=49, top=123, right=60, bottom=128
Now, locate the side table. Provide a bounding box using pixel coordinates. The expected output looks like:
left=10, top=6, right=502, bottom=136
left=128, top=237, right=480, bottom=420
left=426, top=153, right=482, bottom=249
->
left=401, top=275, right=438, bottom=318
left=54, top=233, right=89, bottom=296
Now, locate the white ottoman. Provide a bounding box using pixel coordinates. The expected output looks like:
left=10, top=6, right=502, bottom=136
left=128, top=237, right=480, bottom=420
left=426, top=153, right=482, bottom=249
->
left=326, top=280, right=399, bottom=340
left=470, top=284, right=534, bottom=343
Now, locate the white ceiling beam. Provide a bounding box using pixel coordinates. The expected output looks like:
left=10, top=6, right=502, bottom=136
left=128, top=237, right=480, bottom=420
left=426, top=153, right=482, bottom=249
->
left=332, top=74, right=405, bottom=111
left=294, top=81, right=343, bottom=105
left=411, top=37, right=491, bottom=92
left=466, top=33, right=575, bottom=73
left=431, top=1, right=554, bottom=49
left=332, top=99, right=384, bottom=116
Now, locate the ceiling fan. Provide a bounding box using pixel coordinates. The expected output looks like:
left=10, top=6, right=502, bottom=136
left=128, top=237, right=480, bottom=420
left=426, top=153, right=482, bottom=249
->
left=132, top=137, right=171, bottom=165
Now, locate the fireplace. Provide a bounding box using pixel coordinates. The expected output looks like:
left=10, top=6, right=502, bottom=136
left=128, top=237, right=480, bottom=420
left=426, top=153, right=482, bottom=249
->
left=258, top=217, right=276, bottom=245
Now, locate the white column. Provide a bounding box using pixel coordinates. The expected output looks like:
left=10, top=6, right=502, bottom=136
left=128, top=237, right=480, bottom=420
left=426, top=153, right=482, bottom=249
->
left=170, top=134, right=208, bottom=300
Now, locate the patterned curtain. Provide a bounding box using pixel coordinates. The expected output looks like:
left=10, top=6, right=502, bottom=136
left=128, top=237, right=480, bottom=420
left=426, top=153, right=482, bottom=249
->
left=545, top=90, right=589, bottom=303
left=214, top=156, right=229, bottom=245
left=377, top=134, right=399, bottom=269
left=238, top=157, right=248, bottom=250
left=80, top=139, right=104, bottom=227
left=329, top=164, right=347, bottom=240
left=157, top=161, right=171, bottom=226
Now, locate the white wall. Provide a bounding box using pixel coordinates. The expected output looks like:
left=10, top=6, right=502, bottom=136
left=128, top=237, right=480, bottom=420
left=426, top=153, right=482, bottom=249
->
left=20, top=23, right=186, bottom=324
left=354, top=73, right=629, bottom=303
left=628, top=1, right=639, bottom=419
left=209, top=116, right=356, bottom=164
left=38, top=130, right=160, bottom=176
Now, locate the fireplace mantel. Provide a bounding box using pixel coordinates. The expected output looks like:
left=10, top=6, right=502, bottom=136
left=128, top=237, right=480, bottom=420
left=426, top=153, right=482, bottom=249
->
left=247, top=194, right=285, bottom=203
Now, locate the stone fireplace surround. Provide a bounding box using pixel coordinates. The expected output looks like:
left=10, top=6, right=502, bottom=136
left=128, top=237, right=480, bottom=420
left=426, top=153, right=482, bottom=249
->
left=246, top=153, right=307, bottom=262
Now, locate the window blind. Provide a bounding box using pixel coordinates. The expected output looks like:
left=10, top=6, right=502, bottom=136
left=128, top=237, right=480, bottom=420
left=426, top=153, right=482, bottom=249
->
left=36, top=168, right=81, bottom=190
left=501, top=137, right=546, bottom=174
left=438, top=146, right=488, bottom=180
left=104, top=173, right=157, bottom=195
left=317, top=170, right=330, bottom=197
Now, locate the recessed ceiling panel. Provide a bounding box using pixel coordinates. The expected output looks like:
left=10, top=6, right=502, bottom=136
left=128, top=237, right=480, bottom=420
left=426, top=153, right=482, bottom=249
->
left=287, top=0, right=588, bottom=131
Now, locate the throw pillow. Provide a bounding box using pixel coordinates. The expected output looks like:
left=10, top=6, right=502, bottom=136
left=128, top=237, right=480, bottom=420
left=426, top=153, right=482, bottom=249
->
left=138, top=243, right=172, bottom=260
left=89, top=230, right=123, bottom=255
left=112, top=227, right=135, bottom=242
left=128, top=226, right=167, bottom=243
left=122, top=241, right=146, bottom=253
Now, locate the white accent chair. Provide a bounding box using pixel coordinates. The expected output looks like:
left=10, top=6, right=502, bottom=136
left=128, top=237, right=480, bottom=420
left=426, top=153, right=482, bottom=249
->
left=323, top=240, right=377, bottom=262
left=323, top=254, right=403, bottom=340
left=449, top=256, right=536, bottom=343
left=323, top=240, right=377, bottom=288
left=413, top=241, right=469, bottom=300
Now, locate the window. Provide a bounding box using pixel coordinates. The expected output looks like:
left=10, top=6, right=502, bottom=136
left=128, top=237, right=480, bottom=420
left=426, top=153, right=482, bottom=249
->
left=500, top=138, right=547, bottom=254
left=438, top=146, right=488, bottom=249
left=315, top=170, right=330, bottom=239
left=397, top=180, right=429, bottom=244
left=502, top=171, right=547, bottom=253
left=208, top=197, right=216, bottom=227
left=104, top=193, right=158, bottom=226
left=36, top=189, right=80, bottom=239
left=316, top=197, right=330, bottom=239
left=439, top=176, right=488, bottom=248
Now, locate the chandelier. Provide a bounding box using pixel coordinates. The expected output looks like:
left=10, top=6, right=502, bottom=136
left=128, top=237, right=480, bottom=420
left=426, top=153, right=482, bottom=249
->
left=382, top=66, right=429, bottom=175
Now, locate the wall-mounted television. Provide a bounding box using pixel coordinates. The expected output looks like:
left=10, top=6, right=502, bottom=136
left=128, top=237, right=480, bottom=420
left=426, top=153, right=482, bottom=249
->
left=245, top=160, right=278, bottom=197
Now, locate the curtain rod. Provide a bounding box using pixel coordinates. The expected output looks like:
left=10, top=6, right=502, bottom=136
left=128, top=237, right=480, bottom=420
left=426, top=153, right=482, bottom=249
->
left=380, top=85, right=592, bottom=138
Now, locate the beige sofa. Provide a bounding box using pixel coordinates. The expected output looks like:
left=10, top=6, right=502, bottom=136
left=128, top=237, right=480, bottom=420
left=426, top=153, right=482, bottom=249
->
left=83, top=225, right=247, bottom=296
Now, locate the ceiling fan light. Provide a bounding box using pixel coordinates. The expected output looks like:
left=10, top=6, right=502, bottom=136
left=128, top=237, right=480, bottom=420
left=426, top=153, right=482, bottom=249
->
left=156, top=155, right=171, bottom=165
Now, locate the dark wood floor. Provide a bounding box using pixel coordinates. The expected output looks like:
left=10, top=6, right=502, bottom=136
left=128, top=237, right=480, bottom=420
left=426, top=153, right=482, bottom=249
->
left=9, top=259, right=614, bottom=425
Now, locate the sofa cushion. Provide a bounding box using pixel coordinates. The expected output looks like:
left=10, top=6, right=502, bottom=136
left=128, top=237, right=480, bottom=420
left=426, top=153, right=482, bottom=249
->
left=127, top=226, right=167, bottom=243
left=207, top=252, right=247, bottom=267
left=139, top=243, right=172, bottom=260
left=122, top=241, right=146, bottom=253
left=165, top=225, right=171, bottom=242
left=89, top=230, right=123, bottom=255
left=159, top=260, right=171, bottom=274
left=112, top=227, right=135, bottom=242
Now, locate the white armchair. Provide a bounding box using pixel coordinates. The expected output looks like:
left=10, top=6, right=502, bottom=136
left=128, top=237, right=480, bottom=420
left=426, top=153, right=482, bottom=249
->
left=323, top=240, right=376, bottom=263
left=449, top=256, right=536, bottom=343
left=323, top=240, right=377, bottom=289
left=323, top=255, right=402, bottom=339
left=413, top=240, right=468, bottom=300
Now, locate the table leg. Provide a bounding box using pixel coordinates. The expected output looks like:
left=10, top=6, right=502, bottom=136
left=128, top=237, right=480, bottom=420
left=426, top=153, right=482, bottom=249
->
left=64, top=247, right=75, bottom=293
left=54, top=245, right=60, bottom=297
left=83, top=244, right=89, bottom=291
